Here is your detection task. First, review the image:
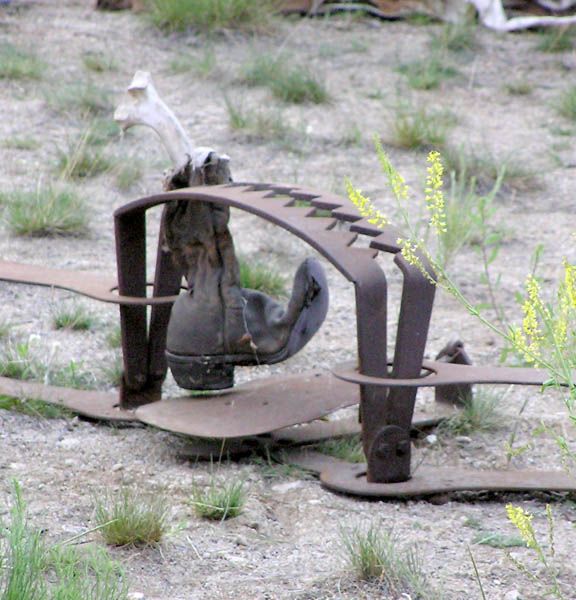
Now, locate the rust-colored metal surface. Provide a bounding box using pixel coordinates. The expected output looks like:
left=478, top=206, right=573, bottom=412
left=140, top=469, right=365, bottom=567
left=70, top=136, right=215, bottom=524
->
left=333, top=360, right=557, bottom=387
left=3, top=180, right=574, bottom=499
left=0, top=377, right=135, bottom=422
left=320, top=463, right=576, bottom=497
left=135, top=371, right=358, bottom=438
left=0, top=260, right=177, bottom=306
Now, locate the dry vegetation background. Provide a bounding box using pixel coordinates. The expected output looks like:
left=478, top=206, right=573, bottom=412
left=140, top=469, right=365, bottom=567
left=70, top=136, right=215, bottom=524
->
left=1, top=1, right=576, bottom=599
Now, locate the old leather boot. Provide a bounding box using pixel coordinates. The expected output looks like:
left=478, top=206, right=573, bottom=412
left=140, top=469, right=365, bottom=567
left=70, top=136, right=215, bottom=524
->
left=163, top=154, right=329, bottom=390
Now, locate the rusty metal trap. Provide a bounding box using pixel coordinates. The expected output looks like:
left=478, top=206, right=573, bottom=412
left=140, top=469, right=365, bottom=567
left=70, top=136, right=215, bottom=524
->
left=1, top=182, right=576, bottom=499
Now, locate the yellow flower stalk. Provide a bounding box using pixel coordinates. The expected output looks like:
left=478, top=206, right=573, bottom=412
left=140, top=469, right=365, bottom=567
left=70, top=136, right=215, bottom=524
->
left=506, top=504, right=537, bottom=550
left=424, top=150, right=446, bottom=234
left=345, top=178, right=388, bottom=229
left=374, top=137, right=409, bottom=202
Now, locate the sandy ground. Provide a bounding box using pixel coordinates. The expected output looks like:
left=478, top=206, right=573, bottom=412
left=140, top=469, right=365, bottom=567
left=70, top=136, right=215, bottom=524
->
left=1, top=2, right=576, bottom=598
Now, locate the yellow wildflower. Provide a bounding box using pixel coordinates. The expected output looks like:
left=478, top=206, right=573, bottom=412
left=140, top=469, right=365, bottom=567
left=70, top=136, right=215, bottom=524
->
left=506, top=504, right=537, bottom=550
left=374, top=136, right=409, bottom=202
left=345, top=178, right=388, bottom=229
left=424, top=150, right=446, bottom=234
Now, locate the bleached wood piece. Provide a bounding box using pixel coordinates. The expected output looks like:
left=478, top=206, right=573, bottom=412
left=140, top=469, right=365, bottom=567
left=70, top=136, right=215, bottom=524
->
left=469, top=0, right=576, bottom=31
left=114, top=70, right=215, bottom=171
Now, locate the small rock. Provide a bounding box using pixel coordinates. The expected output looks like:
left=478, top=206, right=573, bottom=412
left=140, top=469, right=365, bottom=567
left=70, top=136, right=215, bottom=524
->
left=127, top=593, right=145, bottom=600
left=112, top=463, right=124, bottom=472
left=455, top=436, right=472, bottom=446
left=425, top=434, right=438, bottom=446
left=504, top=590, right=521, bottom=600
left=235, top=535, right=249, bottom=547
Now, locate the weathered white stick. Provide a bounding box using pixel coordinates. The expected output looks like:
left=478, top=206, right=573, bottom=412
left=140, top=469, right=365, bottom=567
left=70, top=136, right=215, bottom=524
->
left=469, top=0, right=576, bottom=31
left=114, top=70, right=214, bottom=171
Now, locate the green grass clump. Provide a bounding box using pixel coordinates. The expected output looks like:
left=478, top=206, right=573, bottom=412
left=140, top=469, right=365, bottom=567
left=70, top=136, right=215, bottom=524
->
left=100, top=354, right=123, bottom=388
left=189, top=477, right=247, bottom=520
left=472, top=531, right=526, bottom=548
left=94, top=487, right=169, bottom=547
left=313, top=435, right=365, bottom=463
left=4, top=186, right=89, bottom=237
left=0, top=340, right=44, bottom=381
left=429, top=22, right=478, bottom=53
left=85, top=118, right=121, bottom=146
left=505, top=80, right=533, bottom=96
left=2, top=136, right=40, bottom=150
left=398, top=56, right=458, bottom=91
left=443, top=145, right=537, bottom=194
left=106, top=326, right=122, bottom=349
left=242, top=55, right=330, bottom=104
left=0, top=43, right=43, bottom=80
left=0, top=395, right=73, bottom=419
left=0, top=319, right=11, bottom=340
left=225, top=97, right=307, bottom=153
left=390, top=106, right=454, bottom=150
left=147, top=0, right=276, bottom=33
left=238, top=258, right=286, bottom=297
left=169, top=48, right=217, bottom=78
left=557, top=86, right=576, bottom=122
left=0, top=481, right=129, bottom=599
left=82, top=51, right=118, bottom=73
left=535, top=26, right=574, bottom=53
left=114, top=161, right=143, bottom=191
left=45, top=81, right=113, bottom=117
left=57, top=132, right=113, bottom=180
left=340, top=523, right=441, bottom=597
left=439, top=390, right=502, bottom=436
left=52, top=303, right=94, bottom=331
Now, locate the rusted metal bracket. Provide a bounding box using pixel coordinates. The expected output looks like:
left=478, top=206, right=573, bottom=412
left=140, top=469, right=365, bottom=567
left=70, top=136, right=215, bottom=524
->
left=2, top=182, right=575, bottom=498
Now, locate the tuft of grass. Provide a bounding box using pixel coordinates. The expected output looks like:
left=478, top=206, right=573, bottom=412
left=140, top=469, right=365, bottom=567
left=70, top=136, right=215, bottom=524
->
left=2, top=136, right=40, bottom=150
left=4, top=186, right=89, bottom=237
left=52, top=303, right=94, bottom=331
left=0, top=481, right=129, bottom=598
left=397, top=55, right=458, bottom=91
left=189, top=477, right=247, bottom=520
left=0, top=319, right=11, bottom=340
left=439, top=390, right=502, bottom=436
left=0, top=42, right=44, bottom=80
left=114, top=160, right=143, bottom=191
left=82, top=51, right=118, bottom=73
left=472, top=531, right=526, bottom=548
left=47, top=360, right=97, bottom=391
left=45, top=81, right=113, bottom=118
left=429, top=22, right=478, bottom=53
left=241, top=54, right=330, bottom=104
left=94, top=487, right=169, bottom=547
left=85, top=118, right=121, bottom=146
left=340, top=523, right=440, bottom=597
left=505, top=80, right=533, bottom=96
left=557, top=86, right=576, bottom=122
left=390, top=105, right=454, bottom=150
left=169, top=47, right=217, bottom=78
left=147, top=0, right=276, bottom=33
left=225, top=97, right=303, bottom=152
left=106, top=326, right=122, bottom=349
left=442, top=145, right=537, bottom=193
left=437, top=163, right=502, bottom=267
left=238, top=257, right=286, bottom=297
left=57, top=131, right=113, bottom=180
left=0, top=340, right=44, bottom=381
left=100, top=354, right=123, bottom=388
left=535, top=26, right=574, bottom=53
left=0, top=394, right=73, bottom=419
left=313, top=435, right=365, bottom=463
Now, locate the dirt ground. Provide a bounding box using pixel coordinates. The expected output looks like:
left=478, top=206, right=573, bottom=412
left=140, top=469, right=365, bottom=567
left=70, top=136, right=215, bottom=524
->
left=2, top=2, right=576, bottom=599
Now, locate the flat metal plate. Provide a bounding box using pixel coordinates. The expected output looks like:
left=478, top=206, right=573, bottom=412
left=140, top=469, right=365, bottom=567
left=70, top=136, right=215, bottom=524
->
left=135, top=371, right=359, bottom=438
left=0, top=377, right=135, bottom=422
left=320, top=462, right=576, bottom=498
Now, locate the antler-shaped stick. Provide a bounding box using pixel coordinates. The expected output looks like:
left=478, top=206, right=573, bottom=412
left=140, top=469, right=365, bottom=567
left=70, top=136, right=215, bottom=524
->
left=114, top=70, right=215, bottom=172
left=470, top=0, right=576, bottom=31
